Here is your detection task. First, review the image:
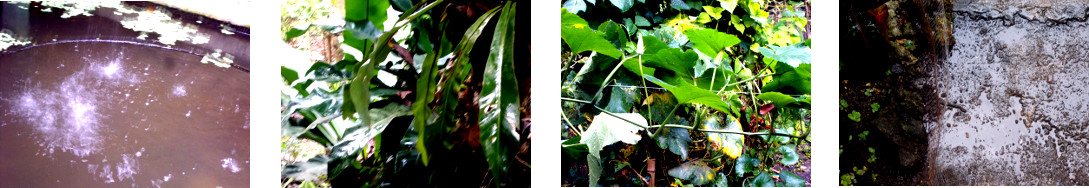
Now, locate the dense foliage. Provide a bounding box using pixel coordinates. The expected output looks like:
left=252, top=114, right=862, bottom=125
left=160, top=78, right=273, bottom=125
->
left=281, top=0, right=530, bottom=187
left=560, top=0, right=811, bottom=186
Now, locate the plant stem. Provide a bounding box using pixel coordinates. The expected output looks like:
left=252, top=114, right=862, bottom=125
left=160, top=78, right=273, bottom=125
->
left=649, top=104, right=680, bottom=139
left=591, top=55, right=635, bottom=104
left=726, top=73, right=772, bottom=88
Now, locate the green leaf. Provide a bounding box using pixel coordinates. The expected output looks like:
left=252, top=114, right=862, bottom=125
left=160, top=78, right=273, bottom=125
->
left=563, top=0, right=587, bottom=14
left=581, top=113, right=647, bottom=186
left=714, top=173, right=729, bottom=187
left=720, top=0, right=738, bottom=13
left=668, top=161, right=716, bottom=186
left=329, top=104, right=411, bottom=179
left=757, top=129, right=791, bottom=144
left=729, top=14, right=745, bottom=32
left=655, top=127, right=692, bottom=159
left=749, top=171, right=775, bottom=187
left=702, top=6, right=725, bottom=20
left=756, top=92, right=799, bottom=109
left=758, top=44, right=811, bottom=67
left=871, top=103, right=881, bottom=112
left=478, top=2, right=521, bottom=185
left=285, top=24, right=310, bottom=41
left=597, top=20, right=628, bottom=48
left=561, top=8, right=590, bottom=28
left=640, top=35, right=671, bottom=54
left=644, top=75, right=732, bottom=113
left=609, top=0, right=633, bottom=12
left=848, top=110, right=861, bottom=122
left=643, top=48, right=700, bottom=78
left=762, top=63, right=811, bottom=94
left=634, top=16, right=651, bottom=26
left=345, top=0, right=390, bottom=29
left=282, top=66, right=300, bottom=85
left=670, top=0, right=691, bottom=10
left=561, top=136, right=589, bottom=159
left=605, top=86, right=638, bottom=113
left=780, top=170, right=807, bottom=187
left=561, top=26, right=622, bottom=58
left=779, top=144, right=799, bottom=165
left=840, top=99, right=848, bottom=109
left=390, top=0, right=413, bottom=11
left=734, top=154, right=759, bottom=177
left=684, top=28, right=741, bottom=57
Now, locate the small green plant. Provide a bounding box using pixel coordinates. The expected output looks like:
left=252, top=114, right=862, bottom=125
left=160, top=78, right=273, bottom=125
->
left=870, top=103, right=880, bottom=112
left=848, top=110, right=861, bottom=122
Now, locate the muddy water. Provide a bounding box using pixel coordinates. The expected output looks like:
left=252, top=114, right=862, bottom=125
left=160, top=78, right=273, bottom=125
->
left=930, top=0, right=1089, bottom=185
left=0, top=2, right=249, bottom=187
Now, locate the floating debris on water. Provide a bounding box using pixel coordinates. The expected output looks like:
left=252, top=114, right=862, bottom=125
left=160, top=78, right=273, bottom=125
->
left=200, top=49, right=234, bottom=68
left=0, top=29, right=31, bottom=51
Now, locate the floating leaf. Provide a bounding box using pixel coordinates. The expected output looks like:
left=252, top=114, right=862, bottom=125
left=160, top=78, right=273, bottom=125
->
left=655, top=126, right=692, bottom=159
left=779, top=144, right=799, bottom=165
left=684, top=28, right=741, bottom=57
left=581, top=113, right=647, bottom=186
left=668, top=161, right=716, bottom=186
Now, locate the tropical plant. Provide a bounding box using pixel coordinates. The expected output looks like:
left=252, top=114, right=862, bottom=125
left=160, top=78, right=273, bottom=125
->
left=560, top=0, right=811, bottom=186
left=281, top=0, right=530, bottom=187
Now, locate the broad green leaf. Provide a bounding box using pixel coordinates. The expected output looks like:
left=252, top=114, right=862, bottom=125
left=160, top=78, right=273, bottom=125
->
left=609, top=0, right=633, bottom=12
left=749, top=171, right=775, bottom=187
left=561, top=136, right=589, bottom=159
left=597, top=20, right=628, bottom=48
left=563, top=0, right=587, bottom=14
left=705, top=114, right=745, bottom=159
left=730, top=14, right=745, bottom=32
left=756, top=92, right=798, bottom=109
left=581, top=113, right=647, bottom=186
left=561, top=26, right=621, bottom=58
left=623, top=18, right=637, bottom=35
left=758, top=44, right=811, bottom=67
left=670, top=0, right=691, bottom=10
left=345, top=0, right=389, bottom=29
left=780, top=170, right=807, bottom=187
left=561, top=8, right=590, bottom=28
left=702, top=6, right=725, bottom=20
left=640, top=35, right=671, bottom=54
left=762, top=63, right=811, bottom=94
left=734, top=154, right=759, bottom=177
left=668, top=161, right=715, bottom=186
left=779, top=144, right=799, bottom=165
left=696, top=13, right=713, bottom=24
left=634, top=16, right=651, bottom=26
left=720, top=0, right=738, bottom=13
left=848, top=110, right=861, bottom=122
left=644, top=75, right=732, bottom=113
left=478, top=2, right=521, bottom=185
left=345, top=21, right=383, bottom=42
left=282, top=66, right=300, bottom=85
left=643, top=48, right=699, bottom=78
left=655, top=126, right=692, bottom=159
left=684, top=28, right=741, bottom=57
left=605, top=86, right=638, bottom=113
left=285, top=24, right=309, bottom=41
left=714, top=173, right=729, bottom=187
left=329, top=104, right=411, bottom=179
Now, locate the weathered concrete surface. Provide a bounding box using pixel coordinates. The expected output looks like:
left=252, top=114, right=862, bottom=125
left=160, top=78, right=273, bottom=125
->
left=930, top=3, right=1089, bottom=185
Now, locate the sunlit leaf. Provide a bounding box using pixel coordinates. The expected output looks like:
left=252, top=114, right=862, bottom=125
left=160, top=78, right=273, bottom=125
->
left=562, top=25, right=622, bottom=58
left=282, top=66, right=300, bottom=85
left=581, top=113, right=646, bottom=186
left=643, top=48, right=699, bottom=78
left=478, top=2, right=521, bottom=185
left=563, top=0, right=587, bottom=14
left=758, top=44, right=811, bottom=67
left=561, top=8, right=590, bottom=28
left=345, top=0, right=389, bottom=29
left=762, top=63, right=811, bottom=94
left=684, top=28, right=741, bottom=57
left=757, top=92, right=801, bottom=109
left=848, top=110, right=861, bottom=122
left=705, top=114, right=745, bottom=159
left=720, top=0, right=738, bottom=13
left=668, top=161, right=715, bottom=185
left=670, top=0, right=691, bottom=10
left=597, top=20, right=628, bottom=48
left=702, top=6, right=725, bottom=20
left=609, top=0, right=633, bottom=12
left=644, top=75, right=732, bottom=113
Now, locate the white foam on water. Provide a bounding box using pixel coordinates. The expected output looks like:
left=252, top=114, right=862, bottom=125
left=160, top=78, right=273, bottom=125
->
left=220, top=157, right=241, bottom=173
left=172, top=84, right=186, bottom=96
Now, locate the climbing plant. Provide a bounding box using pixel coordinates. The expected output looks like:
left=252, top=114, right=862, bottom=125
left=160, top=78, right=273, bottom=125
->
left=281, top=0, right=529, bottom=187
left=560, top=0, right=811, bottom=186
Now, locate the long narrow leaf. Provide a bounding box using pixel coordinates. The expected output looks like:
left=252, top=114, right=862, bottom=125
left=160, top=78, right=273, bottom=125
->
left=478, top=1, right=519, bottom=186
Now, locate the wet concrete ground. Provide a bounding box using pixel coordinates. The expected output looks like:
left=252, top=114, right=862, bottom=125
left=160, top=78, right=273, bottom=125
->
left=930, top=0, right=1089, bottom=185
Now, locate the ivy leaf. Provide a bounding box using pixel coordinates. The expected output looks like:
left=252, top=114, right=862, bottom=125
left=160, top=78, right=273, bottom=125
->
left=848, top=110, right=861, bottom=122
left=561, top=26, right=622, bottom=58
left=729, top=14, right=745, bottom=32
left=684, top=28, right=741, bottom=57
left=758, top=44, right=811, bottom=67
left=720, top=0, right=739, bottom=13
left=704, top=114, right=745, bottom=159
left=644, top=75, right=732, bottom=113
left=780, top=170, right=807, bottom=187
left=563, top=0, right=587, bottom=14
left=779, top=144, right=799, bottom=165
left=702, top=6, right=725, bottom=20
left=581, top=113, right=647, bottom=186
left=668, top=161, right=715, bottom=186
left=734, top=154, right=760, bottom=177
left=655, top=127, right=692, bottom=159
left=609, top=0, right=634, bottom=12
